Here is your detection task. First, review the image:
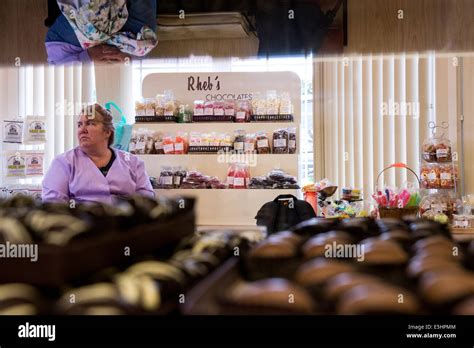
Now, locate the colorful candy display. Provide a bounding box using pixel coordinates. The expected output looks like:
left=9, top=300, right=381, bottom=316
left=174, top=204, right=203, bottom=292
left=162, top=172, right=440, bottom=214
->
left=372, top=187, right=420, bottom=209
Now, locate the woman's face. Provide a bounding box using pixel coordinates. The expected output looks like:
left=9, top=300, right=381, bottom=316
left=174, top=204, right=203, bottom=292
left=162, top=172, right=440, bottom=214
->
left=77, top=113, right=111, bottom=150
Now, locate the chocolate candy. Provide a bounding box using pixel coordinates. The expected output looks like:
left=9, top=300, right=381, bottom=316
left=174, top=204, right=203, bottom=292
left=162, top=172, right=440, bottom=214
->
left=227, top=278, right=316, bottom=314
left=0, top=283, right=42, bottom=315
left=337, top=283, right=421, bottom=314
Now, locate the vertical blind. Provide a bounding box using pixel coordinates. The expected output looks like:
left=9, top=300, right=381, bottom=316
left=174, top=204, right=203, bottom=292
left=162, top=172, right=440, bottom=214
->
left=0, top=63, right=95, bottom=186
left=316, top=53, right=459, bottom=200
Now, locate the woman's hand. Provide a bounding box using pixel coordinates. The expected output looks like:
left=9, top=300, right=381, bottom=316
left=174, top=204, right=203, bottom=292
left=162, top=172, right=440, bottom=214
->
left=87, top=45, right=130, bottom=64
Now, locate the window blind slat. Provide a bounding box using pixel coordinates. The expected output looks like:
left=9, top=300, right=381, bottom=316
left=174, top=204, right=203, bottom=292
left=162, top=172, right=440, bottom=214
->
left=54, top=66, right=65, bottom=156
left=395, top=56, right=407, bottom=185
left=18, top=68, right=26, bottom=118
left=73, top=64, right=83, bottom=149
left=7, top=68, right=19, bottom=119
left=337, top=60, right=345, bottom=189
left=33, top=66, right=45, bottom=116
left=382, top=56, right=396, bottom=186
left=324, top=61, right=337, bottom=182
left=44, top=65, right=55, bottom=168
left=64, top=66, right=74, bottom=151
left=354, top=57, right=364, bottom=189
left=406, top=55, right=420, bottom=176
left=419, top=58, right=431, bottom=146
left=345, top=59, right=354, bottom=188
left=373, top=57, right=385, bottom=191
left=362, top=58, right=374, bottom=200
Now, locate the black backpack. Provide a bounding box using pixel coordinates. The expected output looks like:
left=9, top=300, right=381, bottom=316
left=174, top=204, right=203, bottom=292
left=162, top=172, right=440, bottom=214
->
left=255, top=194, right=316, bottom=235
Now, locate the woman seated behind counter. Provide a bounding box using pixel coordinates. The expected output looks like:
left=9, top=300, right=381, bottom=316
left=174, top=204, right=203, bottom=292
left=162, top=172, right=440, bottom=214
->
left=42, top=103, right=154, bottom=204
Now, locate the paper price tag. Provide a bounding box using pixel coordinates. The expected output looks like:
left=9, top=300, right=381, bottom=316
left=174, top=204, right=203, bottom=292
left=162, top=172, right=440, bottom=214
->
left=274, top=139, right=287, bottom=148
left=257, top=139, right=269, bottom=148
left=233, top=177, right=245, bottom=187
left=161, top=176, right=173, bottom=185
left=236, top=111, right=246, bottom=120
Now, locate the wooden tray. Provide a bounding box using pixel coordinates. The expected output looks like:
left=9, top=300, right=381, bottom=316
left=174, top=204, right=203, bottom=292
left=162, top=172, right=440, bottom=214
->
left=0, top=202, right=196, bottom=288
left=181, top=257, right=317, bottom=315
left=180, top=257, right=240, bottom=315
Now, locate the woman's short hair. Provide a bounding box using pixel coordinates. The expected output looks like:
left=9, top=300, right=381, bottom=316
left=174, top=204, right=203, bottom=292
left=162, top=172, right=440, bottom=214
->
left=82, top=103, right=115, bottom=146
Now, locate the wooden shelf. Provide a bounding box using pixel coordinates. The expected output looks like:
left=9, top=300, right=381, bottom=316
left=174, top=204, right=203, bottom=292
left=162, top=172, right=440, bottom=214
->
left=133, top=122, right=299, bottom=134
left=139, top=153, right=299, bottom=178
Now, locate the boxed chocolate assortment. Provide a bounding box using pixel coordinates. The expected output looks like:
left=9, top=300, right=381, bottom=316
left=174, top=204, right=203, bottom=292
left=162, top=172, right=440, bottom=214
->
left=0, top=195, right=196, bottom=287
left=182, top=217, right=474, bottom=315
left=0, top=193, right=265, bottom=315
left=0, top=228, right=263, bottom=315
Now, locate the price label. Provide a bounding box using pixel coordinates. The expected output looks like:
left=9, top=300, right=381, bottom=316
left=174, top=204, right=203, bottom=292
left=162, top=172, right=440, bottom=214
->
left=214, top=108, right=224, bottom=116
left=175, top=143, right=184, bottom=151
left=257, top=139, right=269, bottom=148
left=236, top=111, right=246, bottom=120
left=233, top=177, right=245, bottom=187
left=440, top=173, right=451, bottom=180
left=454, top=220, right=469, bottom=228
left=163, top=144, right=174, bottom=153
left=436, top=149, right=448, bottom=157
left=274, top=139, right=287, bottom=148
left=161, top=176, right=173, bottom=185
left=136, top=142, right=146, bottom=151
left=244, top=143, right=255, bottom=152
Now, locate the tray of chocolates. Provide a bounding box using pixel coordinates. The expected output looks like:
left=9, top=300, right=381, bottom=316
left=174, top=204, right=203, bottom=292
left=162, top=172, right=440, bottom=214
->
left=0, top=229, right=263, bottom=315
left=181, top=217, right=474, bottom=315
left=0, top=195, right=196, bottom=287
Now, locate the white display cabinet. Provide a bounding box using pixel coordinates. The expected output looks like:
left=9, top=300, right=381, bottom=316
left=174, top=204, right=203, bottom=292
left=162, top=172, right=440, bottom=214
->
left=137, top=71, right=302, bottom=226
